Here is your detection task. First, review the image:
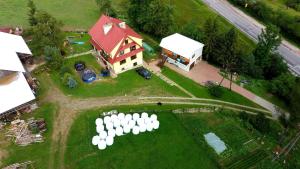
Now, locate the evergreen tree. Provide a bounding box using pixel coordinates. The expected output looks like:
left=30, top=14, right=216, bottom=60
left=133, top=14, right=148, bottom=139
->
left=219, top=28, right=239, bottom=90
left=203, top=18, right=219, bottom=61
left=253, top=25, right=282, bottom=78
left=128, top=0, right=173, bottom=37
left=27, top=0, right=37, bottom=26
left=28, top=11, right=64, bottom=56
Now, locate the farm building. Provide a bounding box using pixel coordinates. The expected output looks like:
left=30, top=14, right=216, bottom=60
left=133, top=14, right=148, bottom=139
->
left=89, top=15, right=144, bottom=74
left=0, top=32, right=35, bottom=116
left=159, top=33, right=204, bottom=71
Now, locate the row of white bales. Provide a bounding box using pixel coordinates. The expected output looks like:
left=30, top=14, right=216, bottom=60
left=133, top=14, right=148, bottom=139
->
left=92, top=112, right=160, bottom=150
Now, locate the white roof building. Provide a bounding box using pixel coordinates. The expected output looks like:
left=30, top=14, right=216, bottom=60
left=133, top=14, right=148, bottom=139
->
left=0, top=32, right=35, bottom=115
left=159, top=33, right=204, bottom=71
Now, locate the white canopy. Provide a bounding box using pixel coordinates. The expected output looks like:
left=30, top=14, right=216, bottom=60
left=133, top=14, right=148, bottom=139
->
left=0, top=32, right=32, bottom=72
left=160, top=33, right=204, bottom=59
left=0, top=72, right=35, bottom=114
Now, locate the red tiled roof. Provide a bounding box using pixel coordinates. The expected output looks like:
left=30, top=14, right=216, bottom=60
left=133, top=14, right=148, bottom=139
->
left=0, top=27, right=12, bottom=33
left=88, top=15, right=142, bottom=54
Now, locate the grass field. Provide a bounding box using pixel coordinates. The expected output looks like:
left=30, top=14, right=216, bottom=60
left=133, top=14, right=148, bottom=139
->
left=0, top=0, right=255, bottom=52
left=1, top=104, right=57, bottom=168
left=65, top=32, right=93, bottom=55
left=64, top=105, right=283, bottom=169
left=64, top=107, right=217, bottom=169
left=50, top=54, right=187, bottom=98
left=161, top=67, right=261, bottom=108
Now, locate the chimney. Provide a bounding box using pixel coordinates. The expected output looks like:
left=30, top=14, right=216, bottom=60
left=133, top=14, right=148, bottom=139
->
left=103, top=23, right=113, bottom=35
left=118, top=22, right=126, bottom=29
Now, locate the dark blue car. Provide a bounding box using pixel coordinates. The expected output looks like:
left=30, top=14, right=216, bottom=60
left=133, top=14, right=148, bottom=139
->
left=136, top=67, right=151, bottom=79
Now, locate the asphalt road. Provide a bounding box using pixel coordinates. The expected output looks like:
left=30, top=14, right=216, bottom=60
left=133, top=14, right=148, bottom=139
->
left=202, top=0, right=300, bottom=76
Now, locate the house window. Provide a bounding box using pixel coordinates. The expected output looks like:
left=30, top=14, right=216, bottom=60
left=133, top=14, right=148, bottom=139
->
left=192, top=54, right=195, bottom=59
left=131, top=55, right=137, bottom=60
left=120, top=59, right=126, bottom=65
left=125, top=39, right=128, bottom=44
left=120, top=50, right=124, bottom=55
left=133, top=62, right=137, bottom=66
left=130, top=45, right=136, bottom=51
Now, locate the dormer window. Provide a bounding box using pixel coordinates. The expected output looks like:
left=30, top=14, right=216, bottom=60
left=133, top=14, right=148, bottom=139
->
left=125, top=39, right=128, bottom=44
left=120, top=50, right=124, bottom=55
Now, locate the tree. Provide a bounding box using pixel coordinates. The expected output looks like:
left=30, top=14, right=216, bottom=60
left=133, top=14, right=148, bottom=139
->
left=203, top=18, right=219, bottom=61
left=28, top=11, right=64, bottom=56
left=250, top=113, right=270, bottom=133
left=44, top=46, right=64, bottom=70
left=253, top=25, right=282, bottom=79
left=270, top=73, right=296, bottom=100
left=289, top=79, right=300, bottom=122
left=219, top=28, right=239, bottom=90
left=27, top=0, right=37, bottom=26
left=128, top=0, right=173, bottom=37
left=180, top=21, right=203, bottom=42
left=95, top=0, right=117, bottom=17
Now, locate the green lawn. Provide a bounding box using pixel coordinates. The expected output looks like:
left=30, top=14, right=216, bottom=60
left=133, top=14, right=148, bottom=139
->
left=1, top=103, right=57, bottom=168
left=65, top=32, right=93, bottom=55
left=237, top=77, right=289, bottom=111
left=65, top=105, right=283, bottom=169
left=161, top=67, right=262, bottom=108
left=64, top=106, right=218, bottom=169
left=0, top=0, right=99, bottom=29
left=50, top=54, right=187, bottom=98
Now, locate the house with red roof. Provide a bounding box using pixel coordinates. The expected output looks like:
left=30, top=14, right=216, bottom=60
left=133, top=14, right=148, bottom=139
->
left=89, top=15, right=144, bottom=74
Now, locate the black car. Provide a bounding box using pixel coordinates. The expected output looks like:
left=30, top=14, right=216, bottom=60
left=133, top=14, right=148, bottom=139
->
left=136, top=67, right=151, bottom=79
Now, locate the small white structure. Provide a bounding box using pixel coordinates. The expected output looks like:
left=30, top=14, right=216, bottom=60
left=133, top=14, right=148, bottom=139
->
left=159, top=33, right=204, bottom=71
left=96, top=125, right=105, bottom=133
left=95, top=118, right=103, bottom=126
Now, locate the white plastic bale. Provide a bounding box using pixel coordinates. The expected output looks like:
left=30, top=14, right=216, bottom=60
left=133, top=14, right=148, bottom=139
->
left=139, top=124, right=147, bottom=132
left=105, top=122, right=114, bottom=130
left=153, top=121, right=160, bottom=129
left=144, top=118, right=152, bottom=125
left=123, top=125, right=131, bottom=134
left=125, top=114, right=132, bottom=121
left=120, top=119, right=128, bottom=127
left=132, top=126, right=140, bottom=135
left=108, top=129, right=116, bottom=137
left=146, top=123, right=153, bottom=132
left=104, top=116, right=111, bottom=124
left=118, top=113, right=125, bottom=120
left=133, top=113, right=139, bottom=121
left=128, top=120, right=136, bottom=129
left=150, top=114, right=157, bottom=121
left=95, top=118, right=103, bottom=126
left=111, top=114, right=118, bottom=121
left=98, top=140, right=107, bottom=150
left=92, top=135, right=100, bottom=145
left=105, top=136, right=114, bottom=146
left=141, top=112, right=148, bottom=119
left=115, top=127, right=123, bottom=136
left=96, top=125, right=105, bottom=133
left=99, top=131, right=108, bottom=139
left=113, top=119, right=121, bottom=128
left=137, top=118, right=145, bottom=126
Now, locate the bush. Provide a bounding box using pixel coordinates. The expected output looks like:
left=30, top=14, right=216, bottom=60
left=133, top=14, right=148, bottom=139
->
left=62, top=73, right=78, bottom=89
left=208, top=84, right=224, bottom=98
left=60, top=65, right=72, bottom=76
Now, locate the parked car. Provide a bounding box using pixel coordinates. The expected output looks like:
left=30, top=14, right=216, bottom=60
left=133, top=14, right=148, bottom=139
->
left=136, top=67, right=151, bottom=79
